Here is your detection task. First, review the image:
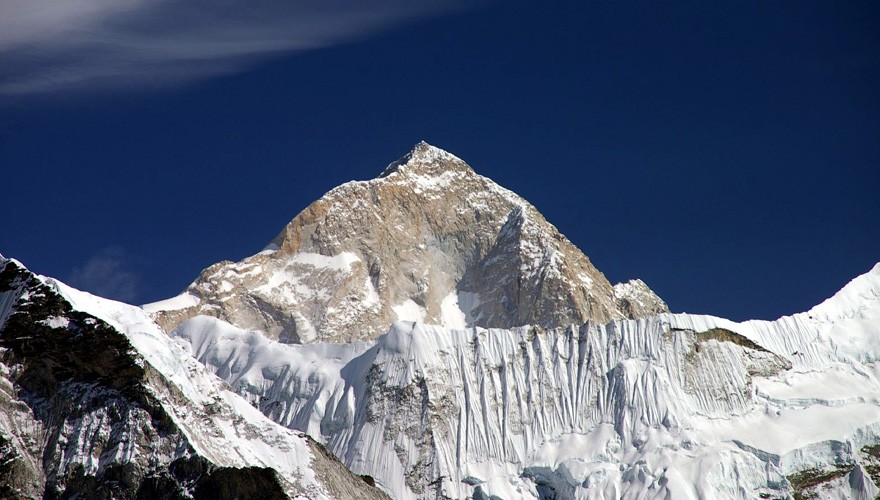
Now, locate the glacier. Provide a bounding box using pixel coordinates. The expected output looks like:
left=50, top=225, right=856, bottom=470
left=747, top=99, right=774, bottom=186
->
left=171, top=263, right=880, bottom=499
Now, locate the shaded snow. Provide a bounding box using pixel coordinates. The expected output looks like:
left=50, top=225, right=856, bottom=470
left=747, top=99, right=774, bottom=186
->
left=391, top=299, right=426, bottom=323
left=142, top=291, right=200, bottom=312
left=438, top=291, right=479, bottom=330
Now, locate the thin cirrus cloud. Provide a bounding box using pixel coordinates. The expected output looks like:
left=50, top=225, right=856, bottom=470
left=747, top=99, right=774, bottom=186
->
left=0, top=0, right=470, bottom=95
left=67, top=247, right=140, bottom=303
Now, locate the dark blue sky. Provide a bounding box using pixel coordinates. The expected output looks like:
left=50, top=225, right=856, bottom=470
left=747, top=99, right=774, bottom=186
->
left=2, top=1, right=878, bottom=321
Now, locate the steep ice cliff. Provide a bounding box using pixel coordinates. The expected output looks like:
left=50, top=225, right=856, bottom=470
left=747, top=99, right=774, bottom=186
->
left=146, top=142, right=667, bottom=343
left=173, top=263, right=880, bottom=499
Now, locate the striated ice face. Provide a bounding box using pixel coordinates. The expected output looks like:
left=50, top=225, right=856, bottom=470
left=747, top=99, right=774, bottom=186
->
left=170, top=262, right=880, bottom=500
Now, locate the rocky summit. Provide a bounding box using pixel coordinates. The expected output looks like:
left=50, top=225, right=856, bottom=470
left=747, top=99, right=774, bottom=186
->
left=145, top=142, right=667, bottom=343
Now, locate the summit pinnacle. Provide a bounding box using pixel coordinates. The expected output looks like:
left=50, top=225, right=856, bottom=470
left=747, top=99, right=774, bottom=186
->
left=377, top=140, right=468, bottom=178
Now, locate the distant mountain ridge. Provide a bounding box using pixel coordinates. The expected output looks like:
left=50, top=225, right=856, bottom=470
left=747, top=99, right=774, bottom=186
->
left=145, top=142, right=668, bottom=343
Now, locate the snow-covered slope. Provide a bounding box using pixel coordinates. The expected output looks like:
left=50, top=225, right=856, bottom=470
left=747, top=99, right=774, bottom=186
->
left=172, top=263, right=880, bottom=499
left=0, top=257, right=388, bottom=499
left=146, top=142, right=667, bottom=343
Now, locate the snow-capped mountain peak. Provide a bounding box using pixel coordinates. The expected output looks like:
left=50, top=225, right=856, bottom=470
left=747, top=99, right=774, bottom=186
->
left=2, top=141, right=878, bottom=499
left=147, top=143, right=668, bottom=343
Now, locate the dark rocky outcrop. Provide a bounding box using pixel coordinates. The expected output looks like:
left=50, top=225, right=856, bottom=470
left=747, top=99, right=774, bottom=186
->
left=0, top=259, right=388, bottom=498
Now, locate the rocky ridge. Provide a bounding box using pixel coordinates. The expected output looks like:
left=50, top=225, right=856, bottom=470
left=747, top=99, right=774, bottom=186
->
left=146, top=142, right=667, bottom=343
left=0, top=257, right=388, bottom=499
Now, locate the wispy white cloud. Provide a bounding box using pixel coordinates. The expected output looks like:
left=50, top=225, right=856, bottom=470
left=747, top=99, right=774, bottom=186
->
left=68, top=247, right=140, bottom=302
left=0, top=0, right=469, bottom=95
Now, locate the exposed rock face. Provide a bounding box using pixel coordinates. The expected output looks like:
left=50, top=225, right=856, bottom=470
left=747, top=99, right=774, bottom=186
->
left=147, top=142, right=667, bottom=343
left=613, top=279, right=671, bottom=319
left=0, top=258, right=389, bottom=499
left=0, top=260, right=183, bottom=498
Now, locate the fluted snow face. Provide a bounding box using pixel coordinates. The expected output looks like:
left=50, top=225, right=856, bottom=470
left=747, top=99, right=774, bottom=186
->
left=146, top=142, right=667, bottom=343
left=171, top=263, right=880, bottom=499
